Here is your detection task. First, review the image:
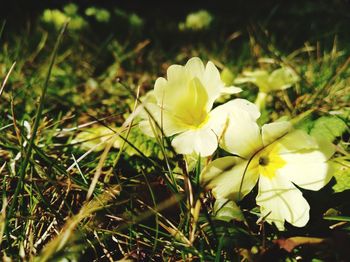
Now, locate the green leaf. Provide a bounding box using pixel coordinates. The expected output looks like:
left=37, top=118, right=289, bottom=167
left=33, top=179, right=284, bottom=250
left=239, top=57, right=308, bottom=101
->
left=331, top=162, right=350, bottom=193
left=124, top=127, right=165, bottom=159
left=220, top=67, right=235, bottom=86
left=323, top=215, right=350, bottom=222
left=292, top=110, right=315, bottom=133
left=63, top=3, right=78, bottom=15
left=310, top=116, right=347, bottom=142
left=213, top=199, right=245, bottom=222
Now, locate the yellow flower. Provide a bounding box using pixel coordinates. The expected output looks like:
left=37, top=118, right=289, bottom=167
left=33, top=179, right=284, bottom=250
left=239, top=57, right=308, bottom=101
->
left=139, top=57, right=242, bottom=156
left=235, top=67, right=299, bottom=110
left=235, top=67, right=299, bottom=93
left=201, top=120, right=335, bottom=230
left=179, top=10, right=213, bottom=31
left=72, top=126, right=120, bottom=152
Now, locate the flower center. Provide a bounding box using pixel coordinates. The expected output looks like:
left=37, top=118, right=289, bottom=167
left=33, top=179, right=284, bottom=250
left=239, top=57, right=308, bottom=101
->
left=257, top=144, right=286, bottom=179
left=173, top=77, right=210, bottom=129
left=258, top=156, right=269, bottom=166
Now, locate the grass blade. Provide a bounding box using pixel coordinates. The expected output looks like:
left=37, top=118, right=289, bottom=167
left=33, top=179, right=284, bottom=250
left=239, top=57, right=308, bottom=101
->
left=5, top=21, right=69, bottom=234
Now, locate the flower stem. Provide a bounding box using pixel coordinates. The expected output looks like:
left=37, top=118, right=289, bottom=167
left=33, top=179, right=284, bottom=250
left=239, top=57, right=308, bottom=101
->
left=255, top=91, right=268, bottom=111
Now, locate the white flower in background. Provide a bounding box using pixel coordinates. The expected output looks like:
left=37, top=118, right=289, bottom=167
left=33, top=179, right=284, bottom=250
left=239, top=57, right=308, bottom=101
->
left=235, top=68, right=299, bottom=93
left=41, top=4, right=87, bottom=30
left=139, top=57, right=243, bottom=157
left=72, top=126, right=120, bottom=152
left=201, top=118, right=334, bottom=230
left=235, top=67, right=299, bottom=110
left=179, top=10, right=213, bottom=31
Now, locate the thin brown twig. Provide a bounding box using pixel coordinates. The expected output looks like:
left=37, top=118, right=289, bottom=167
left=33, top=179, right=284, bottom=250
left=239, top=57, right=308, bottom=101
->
left=0, top=61, right=16, bottom=97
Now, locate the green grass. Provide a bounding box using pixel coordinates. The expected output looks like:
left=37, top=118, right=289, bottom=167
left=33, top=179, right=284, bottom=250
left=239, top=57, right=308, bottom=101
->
left=0, top=4, right=350, bottom=261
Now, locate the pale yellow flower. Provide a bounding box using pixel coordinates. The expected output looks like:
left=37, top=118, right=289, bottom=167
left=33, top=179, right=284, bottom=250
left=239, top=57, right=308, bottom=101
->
left=139, top=57, right=242, bottom=156
left=73, top=126, right=120, bottom=151
left=235, top=67, right=299, bottom=93
left=201, top=120, right=334, bottom=230
left=235, top=67, right=299, bottom=110
left=179, top=10, right=213, bottom=31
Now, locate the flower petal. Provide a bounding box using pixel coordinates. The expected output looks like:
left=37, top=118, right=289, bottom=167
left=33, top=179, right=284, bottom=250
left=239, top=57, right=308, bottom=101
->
left=185, top=57, right=205, bottom=79
left=220, top=86, right=242, bottom=95
left=228, top=99, right=261, bottom=120
left=262, top=121, right=292, bottom=147
left=235, top=70, right=270, bottom=92
left=279, top=148, right=332, bottom=191
left=166, top=64, right=190, bottom=84
left=219, top=100, right=262, bottom=158
left=139, top=103, right=188, bottom=137
left=201, top=157, right=259, bottom=201
left=315, top=137, right=335, bottom=160
left=196, top=60, right=224, bottom=108
left=153, top=77, right=168, bottom=102
left=278, top=130, right=319, bottom=153
left=207, top=103, right=231, bottom=139
left=257, top=175, right=310, bottom=230
left=154, top=75, right=188, bottom=109
left=268, top=67, right=299, bottom=91
left=171, top=77, right=209, bottom=127
left=207, top=99, right=260, bottom=146
left=171, top=128, right=218, bottom=157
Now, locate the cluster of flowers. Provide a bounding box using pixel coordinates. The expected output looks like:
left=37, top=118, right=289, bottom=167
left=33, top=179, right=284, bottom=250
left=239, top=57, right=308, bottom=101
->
left=138, top=57, right=334, bottom=230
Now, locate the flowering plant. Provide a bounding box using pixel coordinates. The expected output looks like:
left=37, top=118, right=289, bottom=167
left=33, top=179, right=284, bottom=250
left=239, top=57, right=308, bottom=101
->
left=235, top=67, right=299, bottom=110
left=136, top=57, right=336, bottom=230
left=139, top=57, right=243, bottom=156
left=201, top=117, right=334, bottom=229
